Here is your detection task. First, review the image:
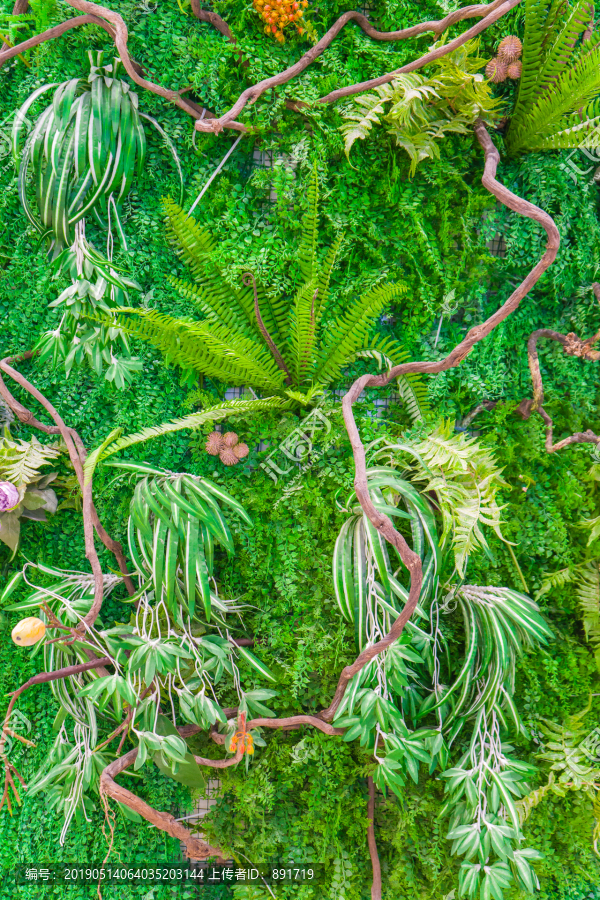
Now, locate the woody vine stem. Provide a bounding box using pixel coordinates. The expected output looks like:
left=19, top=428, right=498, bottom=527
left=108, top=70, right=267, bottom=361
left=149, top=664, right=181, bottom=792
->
left=0, top=0, right=566, bottom=896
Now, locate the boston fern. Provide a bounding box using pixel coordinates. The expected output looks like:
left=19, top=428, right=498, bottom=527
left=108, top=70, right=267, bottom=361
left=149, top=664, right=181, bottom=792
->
left=113, top=170, right=422, bottom=408
left=505, top=0, right=600, bottom=154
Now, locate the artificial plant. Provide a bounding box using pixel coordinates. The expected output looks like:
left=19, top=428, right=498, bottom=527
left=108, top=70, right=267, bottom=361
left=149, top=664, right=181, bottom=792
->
left=12, top=50, right=181, bottom=387
left=341, top=40, right=503, bottom=174
left=0, top=429, right=60, bottom=554
left=113, top=168, right=422, bottom=407
left=2, top=0, right=600, bottom=897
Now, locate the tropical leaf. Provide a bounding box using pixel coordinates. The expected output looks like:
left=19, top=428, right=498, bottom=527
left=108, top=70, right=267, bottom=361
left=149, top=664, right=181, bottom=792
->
left=341, top=41, right=503, bottom=174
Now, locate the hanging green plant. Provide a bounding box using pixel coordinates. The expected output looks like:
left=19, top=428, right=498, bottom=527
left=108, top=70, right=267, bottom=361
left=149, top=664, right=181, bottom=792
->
left=11, top=50, right=182, bottom=387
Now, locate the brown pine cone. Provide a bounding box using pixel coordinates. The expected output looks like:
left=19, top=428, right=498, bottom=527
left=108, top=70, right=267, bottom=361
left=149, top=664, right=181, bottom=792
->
left=497, top=35, right=522, bottom=62
left=205, top=431, right=223, bottom=455
left=222, top=432, right=239, bottom=448
left=219, top=447, right=239, bottom=466
left=507, top=60, right=522, bottom=80
left=233, top=442, right=249, bottom=459
left=485, top=58, right=507, bottom=84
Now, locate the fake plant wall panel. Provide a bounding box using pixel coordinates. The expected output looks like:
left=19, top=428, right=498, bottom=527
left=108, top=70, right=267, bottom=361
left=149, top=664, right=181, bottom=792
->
left=2, top=0, right=600, bottom=897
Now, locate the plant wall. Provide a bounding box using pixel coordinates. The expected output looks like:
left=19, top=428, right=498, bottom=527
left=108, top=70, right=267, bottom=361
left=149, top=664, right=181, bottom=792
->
left=1, top=0, right=600, bottom=899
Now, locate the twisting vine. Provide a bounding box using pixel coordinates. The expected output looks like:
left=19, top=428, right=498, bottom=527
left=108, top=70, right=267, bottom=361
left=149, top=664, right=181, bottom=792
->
left=517, top=287, right=600, bottom=451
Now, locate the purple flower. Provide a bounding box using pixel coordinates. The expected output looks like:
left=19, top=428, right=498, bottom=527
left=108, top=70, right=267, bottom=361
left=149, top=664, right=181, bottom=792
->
left=0, top=482, right=20, bottom=512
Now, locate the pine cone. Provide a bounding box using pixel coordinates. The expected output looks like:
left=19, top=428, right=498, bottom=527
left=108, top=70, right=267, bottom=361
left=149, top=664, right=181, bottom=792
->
left=222, top=432, right=239, bottom=448
left=485, top=58, right=507, bottom=83
left=233, top=442, right=249, bottom=460
left=497, top=35, right=522, bottom=62
left=507, top=60, right=522, bottom=80
left=219, top=447, right=239, bottom=466
left=205, top=431, right=223, bottom=456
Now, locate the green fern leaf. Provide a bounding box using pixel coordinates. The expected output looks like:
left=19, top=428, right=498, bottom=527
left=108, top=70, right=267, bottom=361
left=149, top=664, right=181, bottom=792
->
left=94, top=397, right=292, bottom=463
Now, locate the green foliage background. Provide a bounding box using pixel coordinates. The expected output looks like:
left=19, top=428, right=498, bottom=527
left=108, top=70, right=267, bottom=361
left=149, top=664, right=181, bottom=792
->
left=1, top=0, right=600, bottom=897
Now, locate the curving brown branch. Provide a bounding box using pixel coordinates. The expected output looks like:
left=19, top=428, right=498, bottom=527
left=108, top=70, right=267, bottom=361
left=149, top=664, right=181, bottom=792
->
left=317, top=0, right=521, bottom=105
left=516, top=303, right=600, bottom=452
left=1, top=0, right=520, bottom=138
left=0, top=14, right=116, bottom=68
left=0, top=353, right=136, bottom=600
left=367, top=776, right=381, bottom=900
left=0, top=655, right=112, bottom=810
left=193, top=0, right=520, bottom=133
left=100, top=746, right=233, bottom=860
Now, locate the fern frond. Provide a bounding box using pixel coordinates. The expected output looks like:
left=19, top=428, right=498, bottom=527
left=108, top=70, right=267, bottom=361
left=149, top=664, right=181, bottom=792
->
left=115, top=308, right=288, bottom=393
left=314, top=282, right=406, bottom=386
left=516, top=778, right=566, bottom=825
left=0, top=433, right=62, bottom=484
left=164, top=199, right=278, bottom=339
left=535, top=565, right=575, bottom=599
left=507, top=0, right=600, bottom=154
left=374, top=421, right=507, bottom=575
left=354, top=336, right=430, bottom=422
left=95, top=397, right=292, bottom=463
left=168, top=276, right=256, bottom=339
left=576, top=561, right=600, bottom=649
left=288, top=279, right=317, bottom=386
left=315, top=233, right=343, bottom=325
left=340, top=82, right=398, bottom=157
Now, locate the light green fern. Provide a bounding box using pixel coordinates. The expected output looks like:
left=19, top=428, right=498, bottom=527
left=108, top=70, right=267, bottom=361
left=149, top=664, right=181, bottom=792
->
left=341, top=40, right=503, bottom=175
left=373, top=420, right=507, bottom=575
left=537, top=559, right=600, bottom=666
left=517, top=702, right=600, bottom=829
left=0, top=431, right=62, bottom=485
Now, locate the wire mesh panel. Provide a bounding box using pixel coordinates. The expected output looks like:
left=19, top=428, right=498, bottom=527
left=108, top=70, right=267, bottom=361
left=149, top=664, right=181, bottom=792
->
left=486, top=233, right=507, bottom=258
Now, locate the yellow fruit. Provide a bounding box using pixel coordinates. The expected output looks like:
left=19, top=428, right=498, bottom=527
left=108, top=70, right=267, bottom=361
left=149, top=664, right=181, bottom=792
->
left=12, top=616, right=46, bottom=647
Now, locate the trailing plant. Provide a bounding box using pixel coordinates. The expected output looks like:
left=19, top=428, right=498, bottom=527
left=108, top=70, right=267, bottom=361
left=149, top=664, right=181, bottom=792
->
left=340, top=41, right=503, bottom=174
left=11, top=51, right=181, bottom=386
left=331, top=429, right=553, bottom=899
left=0, top=460, right=274, bottom=837
left=505, top=0, right=600, bottom=154
left=35, top=222, right=143, bottom=388
left=109, top=459, right=253, bottom=623
left=0, top=430, right=61, bottom=555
